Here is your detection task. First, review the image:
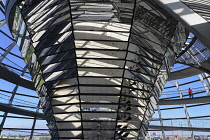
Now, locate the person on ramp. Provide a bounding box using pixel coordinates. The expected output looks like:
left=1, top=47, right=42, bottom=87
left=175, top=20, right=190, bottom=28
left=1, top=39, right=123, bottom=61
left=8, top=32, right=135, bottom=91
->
left=188, top=88, right=193, bottom=98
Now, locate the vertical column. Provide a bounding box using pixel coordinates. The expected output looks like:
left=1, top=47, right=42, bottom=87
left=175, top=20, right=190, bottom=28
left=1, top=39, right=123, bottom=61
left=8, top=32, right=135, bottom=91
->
left=29, top=101, right=41, bottom=140
left=157, top=105, right=165, bottom=139
left=174, top=80, right=194, bottom=140
left=198, top=74, right=210, bottom=95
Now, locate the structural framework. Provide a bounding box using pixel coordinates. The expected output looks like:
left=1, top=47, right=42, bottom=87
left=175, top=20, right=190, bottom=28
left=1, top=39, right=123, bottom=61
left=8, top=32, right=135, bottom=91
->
left=1, top=0, right=210, bottom=139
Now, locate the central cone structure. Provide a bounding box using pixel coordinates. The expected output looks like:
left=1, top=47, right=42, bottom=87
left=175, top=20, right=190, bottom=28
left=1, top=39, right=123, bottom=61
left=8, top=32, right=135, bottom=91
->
left=6, top=0, right=187, bottom=139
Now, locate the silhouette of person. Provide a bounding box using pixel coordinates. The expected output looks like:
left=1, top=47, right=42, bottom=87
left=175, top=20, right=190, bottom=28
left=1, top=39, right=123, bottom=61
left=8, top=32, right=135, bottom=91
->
left=188, top=88, right=193, bottom=98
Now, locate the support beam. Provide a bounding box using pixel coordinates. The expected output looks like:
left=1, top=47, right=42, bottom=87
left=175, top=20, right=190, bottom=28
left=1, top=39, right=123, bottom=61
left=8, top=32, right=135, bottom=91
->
left=0, top=19, right=6, bottom=28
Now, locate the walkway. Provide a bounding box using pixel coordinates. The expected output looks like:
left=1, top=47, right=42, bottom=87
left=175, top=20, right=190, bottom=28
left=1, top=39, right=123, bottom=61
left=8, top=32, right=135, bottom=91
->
left=149, top=125, right=210, bottom=132
left=0, top=65, right=35, bottom=90
left=167, top=67, right=203, bottom=81
left=157, top=96, right=210, bottom=105
left=0, top=102, right=45, bottom=119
